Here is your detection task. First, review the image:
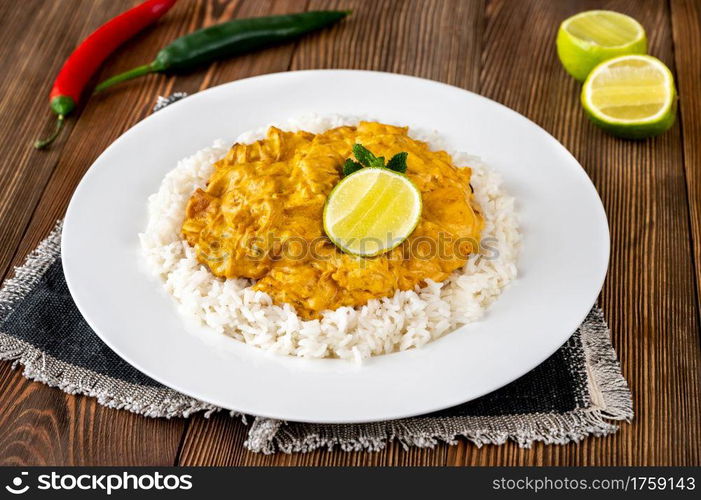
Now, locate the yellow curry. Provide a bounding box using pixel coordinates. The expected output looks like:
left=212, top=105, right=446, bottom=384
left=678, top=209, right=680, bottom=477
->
left=182, top=122, right=483, bottom=319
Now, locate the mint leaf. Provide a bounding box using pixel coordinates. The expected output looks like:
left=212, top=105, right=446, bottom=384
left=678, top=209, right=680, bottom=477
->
left=386, top=152, right=408, bottom=173
left=352, top=144, right=377, bottom=167
left=350, top=144, right=409, bottom=173
left=343, top=158, right=363, bottom=176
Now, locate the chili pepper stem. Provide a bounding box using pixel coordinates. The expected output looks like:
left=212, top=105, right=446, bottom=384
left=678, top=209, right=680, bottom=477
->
left=34, top=115, right=66, bottom=150
left=94, top=61, right=163, bottom=94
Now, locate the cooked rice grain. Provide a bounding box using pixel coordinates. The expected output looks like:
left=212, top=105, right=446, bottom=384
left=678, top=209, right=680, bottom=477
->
left=139, top=115, right=520, bottom=361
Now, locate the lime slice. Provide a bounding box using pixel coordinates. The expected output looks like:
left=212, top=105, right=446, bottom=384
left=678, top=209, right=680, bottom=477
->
left=323, top=168, right=422, bottom=257
left=557, top=10, right=647, bottom=82
left=581, top=55, right=677, bottom=139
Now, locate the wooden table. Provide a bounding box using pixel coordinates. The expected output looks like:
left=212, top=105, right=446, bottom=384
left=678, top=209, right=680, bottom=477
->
left=0, top=0, right=699, bottom=466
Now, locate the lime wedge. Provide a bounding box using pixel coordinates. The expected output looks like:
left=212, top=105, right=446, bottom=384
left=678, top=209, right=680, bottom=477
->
left=581, top=55, right=677, bottom=139
left=557, top=10, right=647, bottom=82
left=323, top=168, right=422, bottom=257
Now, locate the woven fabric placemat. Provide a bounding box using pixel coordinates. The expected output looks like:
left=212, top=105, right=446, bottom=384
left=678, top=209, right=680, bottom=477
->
left=0, top=95, right=632, bottom=454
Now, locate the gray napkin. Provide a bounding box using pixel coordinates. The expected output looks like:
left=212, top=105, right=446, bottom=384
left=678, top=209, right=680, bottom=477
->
left=0, top=95, right=632, bottom=454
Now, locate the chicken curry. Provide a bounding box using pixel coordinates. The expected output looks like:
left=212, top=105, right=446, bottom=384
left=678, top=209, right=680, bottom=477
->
left=182, top=122, right=483, bottom=319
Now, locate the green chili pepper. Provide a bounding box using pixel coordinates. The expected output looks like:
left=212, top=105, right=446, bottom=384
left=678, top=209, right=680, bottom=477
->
left=95, top=10, right=350, bottom=92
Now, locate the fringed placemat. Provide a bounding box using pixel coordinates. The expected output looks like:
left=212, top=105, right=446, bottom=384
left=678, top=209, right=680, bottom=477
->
left=0, top=94, right=632, bottom=453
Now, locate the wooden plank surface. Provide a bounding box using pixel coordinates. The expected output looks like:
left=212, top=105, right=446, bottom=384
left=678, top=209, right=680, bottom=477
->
left=0, top=0, right=698, bottom=466
left=671, top=0, right=701, bottom=311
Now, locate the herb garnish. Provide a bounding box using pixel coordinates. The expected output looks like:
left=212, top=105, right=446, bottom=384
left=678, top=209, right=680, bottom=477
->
left=386, top=151, right=408, bottom=173
left=343, top=144, right=408, bottom=176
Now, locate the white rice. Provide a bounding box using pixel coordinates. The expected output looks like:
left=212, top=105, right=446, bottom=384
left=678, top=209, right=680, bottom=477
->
left=139, top=115, right=519, bottom=361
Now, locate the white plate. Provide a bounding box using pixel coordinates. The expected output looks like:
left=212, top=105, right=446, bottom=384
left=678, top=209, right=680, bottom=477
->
left=62, top=70, right=609, bottom=423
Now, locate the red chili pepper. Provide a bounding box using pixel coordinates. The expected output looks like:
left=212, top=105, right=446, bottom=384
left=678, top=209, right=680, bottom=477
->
left=35, top=0, right=177, bottom=149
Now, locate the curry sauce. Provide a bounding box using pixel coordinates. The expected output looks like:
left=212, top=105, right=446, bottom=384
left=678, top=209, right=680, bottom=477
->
left=182, top=122, right=483, bottom=319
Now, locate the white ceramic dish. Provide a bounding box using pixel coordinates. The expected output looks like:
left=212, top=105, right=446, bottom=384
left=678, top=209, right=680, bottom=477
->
left=62, top=70, right=609, bottom=423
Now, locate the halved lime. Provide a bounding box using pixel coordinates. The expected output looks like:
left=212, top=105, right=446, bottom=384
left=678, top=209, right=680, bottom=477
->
left=581, top=55, right=677, bottom=139
left=323, top=168, right=422, bottom=257
left=557, top=10, right=647, bottom=82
